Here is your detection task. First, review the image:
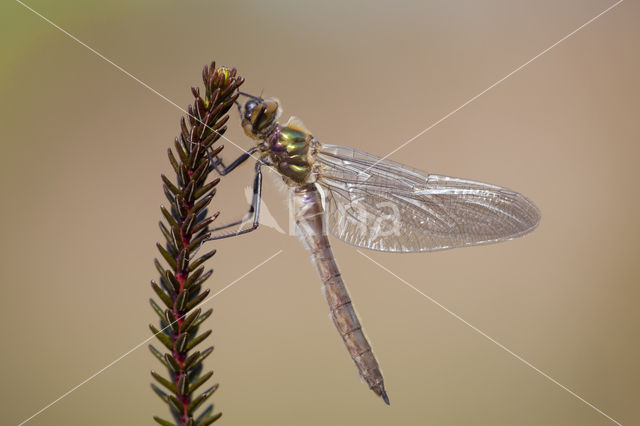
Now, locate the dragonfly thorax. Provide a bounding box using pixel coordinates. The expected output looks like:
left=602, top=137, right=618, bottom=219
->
left=267, top=118, right=317, bottom=184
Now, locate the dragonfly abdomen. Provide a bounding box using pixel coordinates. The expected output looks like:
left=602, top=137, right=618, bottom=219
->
left=293, top=184, right=389, bottom=405
left=324, top=281, right=388, bottom=400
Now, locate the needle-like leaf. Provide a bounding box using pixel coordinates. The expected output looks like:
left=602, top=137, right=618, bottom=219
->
left=189, top=250, right=216, bottom=272
left=153, top=416, right=177, bottom=426
left=187, top=385, right=218, bottom=413
left=188, top=371, right=213, bottom=394
left=151, top=371, right=179, bottom=394
left=191, top=309, right=213, bottom=329
left=185, top=330, right=212, bottom=351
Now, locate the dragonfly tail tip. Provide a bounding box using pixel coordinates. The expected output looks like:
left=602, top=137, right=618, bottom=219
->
left=381, top=388, right=390, bottom=405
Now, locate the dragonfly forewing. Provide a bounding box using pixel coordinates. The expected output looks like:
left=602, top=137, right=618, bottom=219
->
left=316, top=144, right=540, bottom=252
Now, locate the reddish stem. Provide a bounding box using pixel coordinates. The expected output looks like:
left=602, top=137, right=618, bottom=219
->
left=172, top=200, right=195, bottom=424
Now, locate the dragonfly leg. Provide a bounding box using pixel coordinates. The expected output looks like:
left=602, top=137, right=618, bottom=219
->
left=212, top=147, right=258, bottom=176
left=206, top=160, right=263, bottom=241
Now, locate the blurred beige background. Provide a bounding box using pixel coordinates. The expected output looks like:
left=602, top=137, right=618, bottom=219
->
left=1, top=0, right=638, bottom=425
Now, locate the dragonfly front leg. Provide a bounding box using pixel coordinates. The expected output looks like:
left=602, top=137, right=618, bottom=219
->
left=206, top=160, right=263, bottom=241
left=212, top=147, right=258, bottom=176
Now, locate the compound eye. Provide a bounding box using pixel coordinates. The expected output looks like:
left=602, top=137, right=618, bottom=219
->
left=244, top=100, right=258, bottom=121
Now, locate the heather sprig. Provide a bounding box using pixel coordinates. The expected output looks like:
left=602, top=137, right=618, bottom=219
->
left=149, top=62, right=244, bottom=426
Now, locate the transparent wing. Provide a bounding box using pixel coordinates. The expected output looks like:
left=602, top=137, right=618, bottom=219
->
left=315, top=144, right=540, bottom=252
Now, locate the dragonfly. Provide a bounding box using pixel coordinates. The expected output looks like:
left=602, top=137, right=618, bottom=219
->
left=205, top=93, right=540, bottom=405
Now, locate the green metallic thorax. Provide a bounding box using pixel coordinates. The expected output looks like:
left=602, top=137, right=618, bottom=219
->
left=267, top=121, right=317, bottom=184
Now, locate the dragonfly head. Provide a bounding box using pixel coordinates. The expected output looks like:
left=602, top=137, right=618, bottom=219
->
left=240, top=95, right=282, bottom=140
